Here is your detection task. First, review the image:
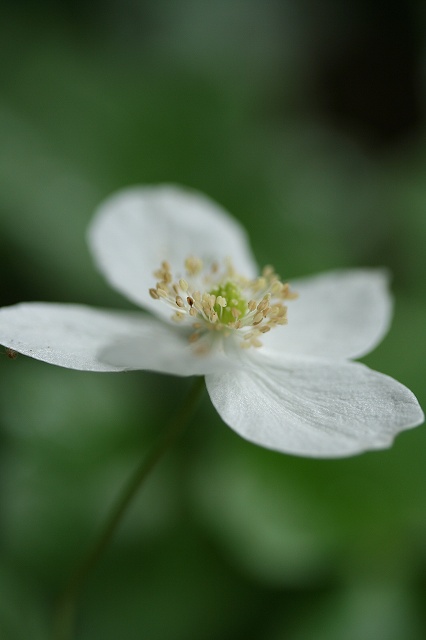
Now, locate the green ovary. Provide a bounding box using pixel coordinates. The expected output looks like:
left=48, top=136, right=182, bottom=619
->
left=211, top=281, right=247, bottom=324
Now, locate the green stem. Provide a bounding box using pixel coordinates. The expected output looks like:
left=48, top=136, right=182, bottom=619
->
left=53, top=376, right=205, bottom=640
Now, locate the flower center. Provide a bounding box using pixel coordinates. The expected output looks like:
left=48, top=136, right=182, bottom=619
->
left=210, top=281, right=247, bottom=325
left=149, top=257, right=297, bottom=350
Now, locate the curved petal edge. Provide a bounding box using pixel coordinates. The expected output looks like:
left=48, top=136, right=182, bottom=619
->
left=205, top=355, right=424, bottom=458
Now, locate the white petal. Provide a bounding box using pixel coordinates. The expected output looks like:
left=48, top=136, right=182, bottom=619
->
left=88, top=185, right=258, bottom=320
left=99, top=326, right=232, bottom=377
left=262, top=269, right=393, bottom=359
left=0, top=302, right=230, bottom=376
left=206, top=354, right=424, bottom=458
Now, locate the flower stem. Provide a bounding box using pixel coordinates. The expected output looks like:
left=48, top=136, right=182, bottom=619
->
left=52, top=376, right=205, bottom=640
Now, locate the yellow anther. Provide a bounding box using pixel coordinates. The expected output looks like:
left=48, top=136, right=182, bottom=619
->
left=259, top=325, right=271, bottom=333
left=248, top=300, right=257, bottom=312
left=257, top=298, right=269, bottom=312
left=262, top=265, right=275, bottom=277
left=271, top=281, right=283, bottom=295
left=179, top=279, right=189, bottom=291
left=172, top=312, right=185, bottom=322
left=253, top=277, right=266, bottom=291
left=185, top=256, right=203, bottom=275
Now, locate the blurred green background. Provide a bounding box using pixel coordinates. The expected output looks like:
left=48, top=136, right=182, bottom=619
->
left=1, top=1, right=425, bottom=639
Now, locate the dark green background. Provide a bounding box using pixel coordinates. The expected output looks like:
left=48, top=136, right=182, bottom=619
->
left=1, top=2, right=425, bottom=638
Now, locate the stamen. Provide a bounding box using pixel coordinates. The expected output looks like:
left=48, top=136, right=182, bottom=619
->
left=248, top=300, right=257, bottom=312
left=259, top=325, right=271, bottom=334
left=179, top=279, right=189, bottom=291
left=172, top=312, right=185, bottom=322
left=148, top=256, right=296, bottom=350
left=185, top=256, right=203, bottom=276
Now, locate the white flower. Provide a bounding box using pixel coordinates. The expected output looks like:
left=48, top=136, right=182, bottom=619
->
left=0, top=185, right=423, bottom=457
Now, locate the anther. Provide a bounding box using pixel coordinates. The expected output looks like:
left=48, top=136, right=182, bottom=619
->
left=172, top=312, right=185, bottom=322
left=271, top=281, right=283, bottom=295
left=253, top=277, right=266, bottom=291
left=185, top=256, right=203, bottom=275
left=257, top=298, right=269, bottom=312
left=179, top=279, right=189, bottom=291
left=259, top=325, right=271, bottom=333
left=248, top=300, right=257, bottom=312
left=262, top=265, right=274, bottom=277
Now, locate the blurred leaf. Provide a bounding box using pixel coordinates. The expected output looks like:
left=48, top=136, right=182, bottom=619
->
left=267, top=582, right=424, bottom=640
left=0, top=565, right=48, bottom=640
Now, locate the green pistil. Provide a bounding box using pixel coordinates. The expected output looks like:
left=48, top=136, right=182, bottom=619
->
left=211, top=281, right=247, bottom=324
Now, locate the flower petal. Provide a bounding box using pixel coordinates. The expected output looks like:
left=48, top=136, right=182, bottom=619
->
left=0, top=303, right=145, bottom=371
left=88, top=185, right=258, bottom=319
left=205, top=354, right=424, bottom=458
left=262, top=269, right=393, bottom=359
left=0, top=302, right=230, bottom=376
left=99, top=327, right=232, bottom=377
